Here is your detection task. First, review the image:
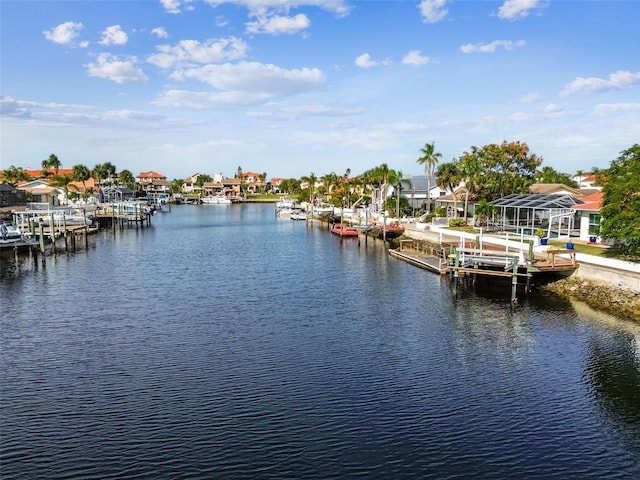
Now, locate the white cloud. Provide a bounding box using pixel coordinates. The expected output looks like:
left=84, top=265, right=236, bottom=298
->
left=43, top=21, right=87, bottom=47
left=173, top=61, right=325, bottom=93
left=354, top=53, right=390, bottom=69
left=560, top=70, right=640, bottom=96
left=418, top=0, right=449, bottom=24
left=147, top=37, right=248, bottom=69
left=160, top=0, right=184, bottom=14
left=247, top=105, right=364, bottom=120
left=593, top=103, right=640, bottom=114
left=156, top=61, right=326, bottom=108
left=86, top=53, right=149, bottom=83
left=402, top=50, right=431, bottom=66
left=99, top=25, right=128, bottom=46
left=246, top=13, right=310, bottom=34
left=498, top=0, right=547, bottom=21
left=151, top=27, right=169, bottom=39
left=544, top=103, right=562, bottom=113
left=460, top=39, right=526, bottom=53
left=517, top=92, right=541, bottom=104
left=204, top=0, right=351, bottom=17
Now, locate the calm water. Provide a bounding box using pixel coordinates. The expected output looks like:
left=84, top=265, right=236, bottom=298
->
left=1, top=204, right=639, bottom=479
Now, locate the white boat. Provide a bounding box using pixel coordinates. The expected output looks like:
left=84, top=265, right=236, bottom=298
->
left=312, top=205, right=334, bottom=218
left=275, top=196, right=295, bottom=209
left=22, top=208, right=95, bottom=226
left=202, top=195, right=232, bottom=205
left=0, top=222, right=38, bottom=250
left=290, top=209, right=308, bottom=221
left=276, top=207, right=293, bottom=217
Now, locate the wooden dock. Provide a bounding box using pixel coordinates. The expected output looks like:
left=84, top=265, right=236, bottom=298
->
left=389, top=242, right=448, bottom=274
left=389, top=238, right=580, bottom=302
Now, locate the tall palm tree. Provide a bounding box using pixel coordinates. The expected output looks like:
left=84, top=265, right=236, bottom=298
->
left=435, top=162, right=461, bottom=218
left=300, top=172, right=318, bottom=204
left=416, top=142, right=442, bottom=214
left=387, top=169, right=408, bottom=218
left=459, top=154, right=483, bottom=221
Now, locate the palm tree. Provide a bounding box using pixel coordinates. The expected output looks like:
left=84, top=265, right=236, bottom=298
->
left=416, top=142, right=442, bottom=214
left=42, top=153, right=62, bottom=176
left=50, top=173, right=77, bottom=205
left=459, top=154, right=483, bottom=221
left=72, top=164, right=91, bottom=192
left=2, top=165, right=31, bottom=186
left=259, top=172, right=268, bottom=193
left=435, top=162, right=461, bottom=218
left=300, top=172, right=318, bottom=204
left=119, top=169, right=137, bottom=190
left=386, top=169, right=404, bottom=217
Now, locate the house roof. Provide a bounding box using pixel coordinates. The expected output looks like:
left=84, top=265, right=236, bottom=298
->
left=571, top=191, right=603, bottom=211
left=529, top=183, right=582, bottom=196
left=137, top=171, right=166, bottom=179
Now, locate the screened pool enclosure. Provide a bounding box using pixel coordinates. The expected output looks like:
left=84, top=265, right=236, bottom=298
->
left=489, top=194, right=582, bottom=239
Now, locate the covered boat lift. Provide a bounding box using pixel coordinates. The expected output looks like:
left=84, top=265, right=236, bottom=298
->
left=489, top=194, right=582, bottom=239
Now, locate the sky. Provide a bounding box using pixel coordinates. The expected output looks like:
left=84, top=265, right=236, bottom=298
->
left=1, top=0, right=639, bottom=181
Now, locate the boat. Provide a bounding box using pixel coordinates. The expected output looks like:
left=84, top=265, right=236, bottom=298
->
left=21, top=208, right=96, bottom=226
left=0, top=221, right=38, bottom=250
left=330, top=223, right=360, bottom=237
left=290, top=208, right=308, bottom=221
left=276, top=196, right=295, bottom=209
left=311, top=205, right=334, bottom=218
left=368, top=221, right=405, bottom=240
left=201, top=195, right=232, bottom=205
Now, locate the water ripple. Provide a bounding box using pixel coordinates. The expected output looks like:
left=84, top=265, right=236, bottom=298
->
left=1, top=205, right=639, bottom=479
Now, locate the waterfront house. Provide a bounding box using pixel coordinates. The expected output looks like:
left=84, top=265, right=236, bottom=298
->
left=136, top=171, right=167, bottom=184
left=271, top=177, right=285, bottom=194
left=571, top=191, right=603, bottom=242
left=239, top=171, right=265, bottom=193
left=182, top=174, right=203, bottom=195
left=402, top=175, right=448, bottom=212
left=16, top=180, right=62, bottom=206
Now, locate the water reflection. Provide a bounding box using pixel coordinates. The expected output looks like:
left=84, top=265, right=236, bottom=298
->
left=577, top=303, right=640, bottom=453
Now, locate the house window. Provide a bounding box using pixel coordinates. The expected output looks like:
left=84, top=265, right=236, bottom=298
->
left=588, top=213, right=601, bottom=235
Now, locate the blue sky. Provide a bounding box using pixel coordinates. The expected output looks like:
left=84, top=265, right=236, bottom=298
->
left=1, top=0, right=639, bottom=181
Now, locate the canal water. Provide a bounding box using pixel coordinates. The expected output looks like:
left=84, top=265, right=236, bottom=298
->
left=1, top=204, right=639, bottom=479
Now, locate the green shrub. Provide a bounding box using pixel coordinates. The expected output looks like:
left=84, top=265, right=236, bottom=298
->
left=448, top=219, right=467, bottom=227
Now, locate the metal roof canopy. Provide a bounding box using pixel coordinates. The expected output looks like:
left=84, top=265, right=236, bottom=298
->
left=489, top=194, right=583, bottom=238
left=490, top=193, right=581, bottom=209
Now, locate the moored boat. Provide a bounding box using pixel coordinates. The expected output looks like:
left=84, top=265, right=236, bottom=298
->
left=368, top=221, right=405, bottom=240
left=201, top=195, right=232, bottom=205
left=330, top=223, right=359, bottom=237
left=290, top=208, right=308, bottom=220
left=0, top=221, right=39, bottom=250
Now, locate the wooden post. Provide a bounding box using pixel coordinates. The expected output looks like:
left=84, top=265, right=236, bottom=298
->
left=63, top=212, right=69, bottom=251
left=49, top=212, right=56, bottom=253
left=38, top=220, right=45, bottom=254
left=511, top=255, right=519, bottom=303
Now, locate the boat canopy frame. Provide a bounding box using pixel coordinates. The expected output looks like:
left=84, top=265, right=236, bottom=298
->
left=489, top=193, right=583, bottom=239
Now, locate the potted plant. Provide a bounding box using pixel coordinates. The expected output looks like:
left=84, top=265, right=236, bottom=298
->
left=535, top=228, right=547, bottom=245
